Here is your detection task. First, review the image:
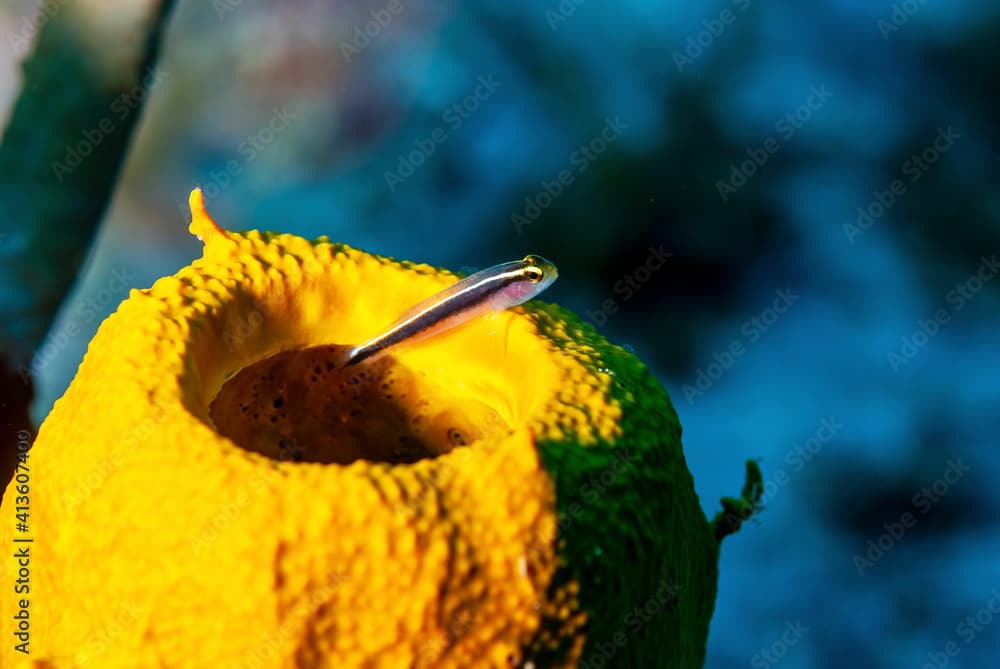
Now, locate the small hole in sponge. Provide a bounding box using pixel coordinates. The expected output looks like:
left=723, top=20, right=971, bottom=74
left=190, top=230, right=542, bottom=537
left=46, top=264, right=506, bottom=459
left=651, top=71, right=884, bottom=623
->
left=208, top=344, right=509, bottom=465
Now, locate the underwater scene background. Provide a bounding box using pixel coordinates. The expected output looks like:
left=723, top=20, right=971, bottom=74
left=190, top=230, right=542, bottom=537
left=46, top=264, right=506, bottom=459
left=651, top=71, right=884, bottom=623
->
left=1, top=0, right=998, bottom=667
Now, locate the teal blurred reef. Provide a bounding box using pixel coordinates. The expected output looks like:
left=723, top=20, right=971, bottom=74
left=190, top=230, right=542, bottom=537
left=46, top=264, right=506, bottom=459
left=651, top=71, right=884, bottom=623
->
left=1, top=1, right=999, bottom=667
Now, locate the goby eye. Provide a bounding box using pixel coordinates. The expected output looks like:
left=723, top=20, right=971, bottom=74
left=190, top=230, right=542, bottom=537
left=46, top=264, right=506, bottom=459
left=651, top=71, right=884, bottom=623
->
left=523, top=265, right=544, bottom=283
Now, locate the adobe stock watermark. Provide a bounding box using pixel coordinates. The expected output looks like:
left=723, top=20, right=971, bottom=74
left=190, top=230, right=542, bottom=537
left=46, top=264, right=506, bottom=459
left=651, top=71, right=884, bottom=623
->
left=584, top=245, right=672, bottom=328
left=922, top=588, right=1000, bottom=669
left=51, top=67, right=169, bottom=183
left=887, top=254, right=998, bottom=372
left=189, top=472, right=268, bottom=556
left=61, top=399, right=167, bottom=513
left=340, top=0, right=404, bottom=62
left=682, top=287, right=800, bottom=404
left=672, top=0, right=751, bottom=72
left=383, top=75, right=501, bottom=192
left=518, top=448, right=636, bottom=546
left=74, top=601, right=144, bottom=667
left=716, top=84, right=833, bottom=202
left=419, top=447, right=638, bottom=543
left=178, top=105, right=297, bottom=218
left=7, top=0, right=68, bottom=57
left=213, top=0, right=251, bottom=21
left=545, top=0, right=586, bottom=30
left=853, top=458, right=970, bottom=575
left=843, top=126, right=959, bottom=243
left=757, top=416, right=842, bottom=506
left=234, top=579, right=345, bottom=669
left=218, top=293, right=287, bottom=354
left=580, top=580, right=683, bottom=669
left=878, top=0, right=928, bottom=40
left=18, top=268, right=134, bottom=383
left=190, top=433, right=308, bottom=555
left=511, top=115, right=627, bottom=235
left=750, top=620, right=810, bottom=669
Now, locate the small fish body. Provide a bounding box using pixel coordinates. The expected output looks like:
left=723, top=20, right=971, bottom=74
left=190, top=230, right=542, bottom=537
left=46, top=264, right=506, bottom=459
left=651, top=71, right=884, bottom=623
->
left=342, top=254, right=558, bottom=366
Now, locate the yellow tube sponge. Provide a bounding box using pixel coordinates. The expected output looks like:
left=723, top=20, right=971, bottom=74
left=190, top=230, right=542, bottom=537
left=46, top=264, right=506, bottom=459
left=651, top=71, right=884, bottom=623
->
left=1, top=189, right=722, bottom=668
